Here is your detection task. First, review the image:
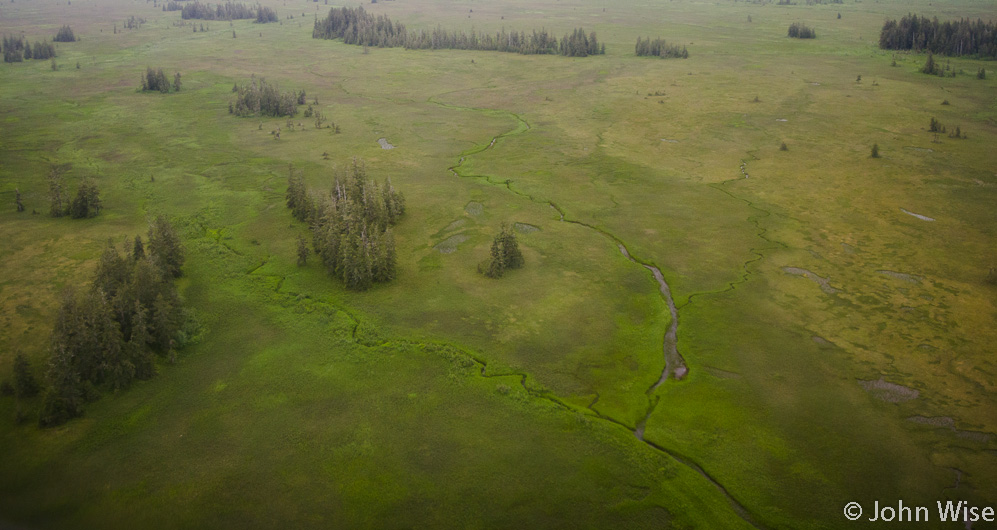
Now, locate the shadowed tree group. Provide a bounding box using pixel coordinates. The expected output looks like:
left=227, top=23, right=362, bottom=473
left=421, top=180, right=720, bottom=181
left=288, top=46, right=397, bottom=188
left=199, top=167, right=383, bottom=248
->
left=313, top=6, right=604, bottom=56
left=286, top=159, right=404, bottom=290
left=39, top=216, right=193, bottom=426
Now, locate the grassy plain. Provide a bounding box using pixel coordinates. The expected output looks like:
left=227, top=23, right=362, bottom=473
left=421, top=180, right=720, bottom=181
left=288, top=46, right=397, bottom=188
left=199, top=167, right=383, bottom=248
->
left=0, top=0, right=995, bottom=527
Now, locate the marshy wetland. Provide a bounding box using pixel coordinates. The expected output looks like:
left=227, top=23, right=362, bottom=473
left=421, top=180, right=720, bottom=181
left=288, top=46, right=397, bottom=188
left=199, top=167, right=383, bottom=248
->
left=1, top=0, right=995, bottom=527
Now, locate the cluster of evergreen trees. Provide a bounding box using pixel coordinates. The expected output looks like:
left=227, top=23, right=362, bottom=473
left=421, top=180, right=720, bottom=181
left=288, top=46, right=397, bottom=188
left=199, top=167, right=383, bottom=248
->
left=141, top=67, right=182, bottom=93
left=2, top=35, right=57, bottom=62
left=480, top=225, right=524, bottom=279
left=40, top=216, right=190, bottom=426
left=286, top=159, right=404, bottom=290
left=48, top=170, right=101, bottom=219
left=54, top=25, right=76, bottom=42
left=256, top=6, right=278, bottom=23
left=788, top=22, right=816, bottom=38
left=229, top=76, right=299, bottom=117
left=879, top=15, right=997, bottom=58
left=635, top=37, right=689, bottom=58
left=313, top=6, right=604, bottom=56
left=180, top=2, right=256, bottom=20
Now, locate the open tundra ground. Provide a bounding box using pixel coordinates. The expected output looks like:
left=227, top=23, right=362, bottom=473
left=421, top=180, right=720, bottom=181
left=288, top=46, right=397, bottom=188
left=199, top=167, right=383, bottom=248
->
left=1, top=0, right=995, bottom=527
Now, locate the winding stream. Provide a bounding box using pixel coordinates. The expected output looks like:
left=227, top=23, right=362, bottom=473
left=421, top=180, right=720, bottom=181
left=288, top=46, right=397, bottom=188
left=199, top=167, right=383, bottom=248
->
left=426, top=93, right=766, bottom=530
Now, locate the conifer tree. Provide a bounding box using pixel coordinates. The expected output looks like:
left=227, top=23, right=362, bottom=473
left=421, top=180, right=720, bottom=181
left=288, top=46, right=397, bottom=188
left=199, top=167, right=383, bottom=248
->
left=69, top=178, right=101, bottom=218
left=297, top=235, right=310, bottom=266
left=13, top=353, right=40, bottom=398
left=133, top=235, right=145, bottom=260
left=15, top=188, right=24, bottom=212
left=148, top=215, right=184, bottom=278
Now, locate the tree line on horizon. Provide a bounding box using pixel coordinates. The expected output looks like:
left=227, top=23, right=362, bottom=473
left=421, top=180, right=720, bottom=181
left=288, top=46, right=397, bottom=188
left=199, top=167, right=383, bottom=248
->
left=313, top=6, right=605, bottom=56
left=879, top=14, right=997, bottom=58
left=286, top=159, right=404, bottom=291
left=178, top=1, right=276, bottom=22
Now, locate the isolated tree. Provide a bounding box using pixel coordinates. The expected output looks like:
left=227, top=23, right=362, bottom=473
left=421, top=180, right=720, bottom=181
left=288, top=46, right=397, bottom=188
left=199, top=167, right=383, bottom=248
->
left=788, top=23, right=815, bottom=39
left=978, top=68, right=986, bottom=80
left=481, top=224, right=524, bottom=278
left=13, top=353, right=40, bottom=398
left=54, top=25, right=76, bottom=42
left=173, top=71, right=182, bottom=92
left=69, top=178, right=101, bottom=218
left=15, top=188, right=24, bottom=212
left=297, top=235, right=310, bottom=265
left=871, top=143, right=880, bottom=158
left=929, top=117, right=941, bottom=132
left=780, top=142, right=788, bottom=151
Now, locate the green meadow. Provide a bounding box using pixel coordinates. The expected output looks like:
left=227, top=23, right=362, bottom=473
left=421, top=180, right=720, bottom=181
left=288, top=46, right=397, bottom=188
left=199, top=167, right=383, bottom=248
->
left=1, top=0, right=995, bottom=527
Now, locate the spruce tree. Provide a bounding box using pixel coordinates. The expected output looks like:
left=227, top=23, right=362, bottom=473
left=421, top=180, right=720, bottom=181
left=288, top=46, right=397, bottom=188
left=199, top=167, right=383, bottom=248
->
left=13, top=353, right=40, bottom=398
left=499, top=224, right=524, bottom=269
left=39, top=343, right=85, bottom=427
left=921, top=52, right=937, bottom=75
left=484, top=236, right=506, bottom=278
left=127, top=301, right=156, bottom=379
left=148, top=215, right=184, bottom=278
left=15, top=188, right=24, bottom=212
left=133, top=235, right=146, bottom=260
left=297, top=235, right=310, bottom=265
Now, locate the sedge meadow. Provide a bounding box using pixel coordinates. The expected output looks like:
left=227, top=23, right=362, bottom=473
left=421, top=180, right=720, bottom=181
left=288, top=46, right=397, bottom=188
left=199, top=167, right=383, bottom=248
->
left=0, top=0, right=995, bottom=527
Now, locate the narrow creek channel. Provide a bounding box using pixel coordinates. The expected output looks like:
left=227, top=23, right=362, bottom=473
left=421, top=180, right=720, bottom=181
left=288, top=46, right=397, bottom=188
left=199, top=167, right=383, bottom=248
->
left=430, top=95, right=766, bottom=530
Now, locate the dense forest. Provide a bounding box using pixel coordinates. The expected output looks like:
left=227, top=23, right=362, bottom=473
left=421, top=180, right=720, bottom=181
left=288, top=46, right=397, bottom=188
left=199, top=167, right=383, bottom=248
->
left=635, top=37, right=688, bottom=58
left=286, top=160, right=404, bottom=291
left=879, top=15, right=997, bottom=58
left=39, top=217, right=192, bottom=426
left=229, top=76, right=300, bottom=117
left=313, top=6, right=604, bottom=56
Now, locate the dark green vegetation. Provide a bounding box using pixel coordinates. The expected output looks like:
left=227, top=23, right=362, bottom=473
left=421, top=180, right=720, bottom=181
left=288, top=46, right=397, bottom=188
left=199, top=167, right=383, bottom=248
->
left=480, top=224, right=524, bottom=278
left=54, top=25, right=76, bottom=42
left=314, top=6, right=604, bottom=56
left=289, top=159, right=404, bottom=290
left=41, top=217, right=191, bottom=426
left=635, top=37, right=689, bottom=58
left=141, top=67, right=181, bottom=93
left=879, top=14, right=997, bottom=57
left=230, top=76, right=299, bottom=117
left=47, top=168, right=101, bottom=219
left=2, top=35, right=57, bottom=62
left=787, top=22, right=816, bottom=38
left=1, top=0, right=995, bottom=527
left=180, top=2, right=256, bottom=21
